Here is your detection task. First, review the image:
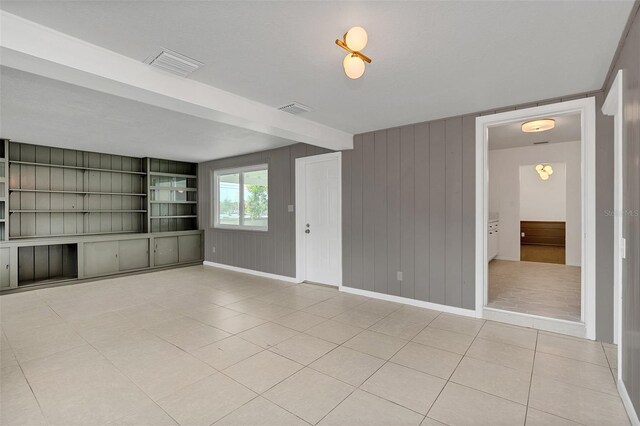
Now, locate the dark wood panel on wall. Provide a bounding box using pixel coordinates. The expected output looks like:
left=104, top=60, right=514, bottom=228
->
left=520, top=221, right=566, bottom=246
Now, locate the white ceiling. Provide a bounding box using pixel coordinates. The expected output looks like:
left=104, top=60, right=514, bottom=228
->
left=0, top=67, right=296, bottom=162
left=0, top=1, right=633, bottom=134
left=488, top=113, right=581, bottom=151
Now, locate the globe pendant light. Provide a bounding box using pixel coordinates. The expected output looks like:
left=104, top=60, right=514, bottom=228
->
left=335, top=27, right=372, bottom=79
left=343, top=54, right=365, bottom=79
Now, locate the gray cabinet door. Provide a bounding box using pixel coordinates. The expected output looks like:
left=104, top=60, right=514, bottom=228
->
left=84, top=241, right=119, bottom=277
left=119, top=239, right=149, bottom=271
left=178, top=234, right=202, bottom=263
left=154, top=236, right=178, bottom=266
left=0, top=248, right=9, bottom=289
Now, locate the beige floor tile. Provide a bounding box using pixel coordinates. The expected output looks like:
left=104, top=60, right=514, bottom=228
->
left=451, top=356, right=531, bottom=404
left=303, top=299, right=351, bottom=318
left=525, top=408, right=582, bottom=426
left=604, top=344, right=618, bottom=369
left=536, top=333, right=608, bottom=366
left=272, top=311, right=328, bottom=332
left=144, top=315, right=205, bottom=339
left=28, top=358, right=155, bottom=425
left=249, top=303, right=298, bottom=321
left=421, top=417, right=447, bottom=426
left=332, top=309, right=386, bottom=328
left=269, top=333, right=337, bottom=365
left=361, top=362, right=446, bottom=415
left=162, top=324, right=231, bottom=351
left=477, top=321, right=538, bottom=350
left=355, top=299, right=403, bottom=316
left=391, top=342, right=461, bottom=379
left=237, top=322, right=299, bottom=348
left=223, top=351, right=303, bottom=393
left=193, top=336, right=263, bottom=370
left=20, top=343, right=104, bottom=379
left=369, top=316, right=426, bottom=340
left=263, top=368, right=354, bottom=424
left=185, top=305, right=243, bottom=326
left=7, top=322, right=87, bottom=363
left=96, top=330, right=186, bottom=369
left=0, top=366, right=47, bottom=426
left=412, top=327, right=474, bottom=355
left=385, top=306, right=440, bottom=325
left=107, top=401, right=178, bottom=425
left=428, top=382, right=526, bottom=426
left=319, top=389, right=424, bottom=425
left=529, top=375, right=629, bottom=425
left=120, top=352, right=216, bottom=400
left=157, top=373, right=256, bottom=426
left=533, top=352, right=617, bottom=395
left=310, top=346, right=385, bottom=386
left=305, top=320, right=363, bottom=344
left=209, top=313, right=268, bottom=334
left=466, top=337, right=535, bottom=372
left=427, top=313, right=484, bottom=337
left=215, top=396, right=308, bottom=426
left=343, top=330, right=408, bottom=360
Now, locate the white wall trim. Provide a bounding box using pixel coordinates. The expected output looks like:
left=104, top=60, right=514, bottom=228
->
left=0, top=11, right=353, bottom=153
left=618, top=379, right=640, bottom=426
left=295, top=152, right=343, bottom=286
left=475, top=97, right=597, bottom=340
left=340, top=286, right=478, bottom=318
left=602, top=70, right=624, bottom=359
left=203, top=261, right=302, bottom=283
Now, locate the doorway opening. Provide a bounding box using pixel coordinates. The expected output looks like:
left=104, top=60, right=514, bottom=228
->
left=476, top=98, right=596, bottom=339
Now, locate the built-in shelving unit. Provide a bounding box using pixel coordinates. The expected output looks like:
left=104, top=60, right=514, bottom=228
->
left=1, top=140, right=8, bottom=241
left=1, top=141, right=202, bottom=291
left=148, top=158, right=198, bottom=233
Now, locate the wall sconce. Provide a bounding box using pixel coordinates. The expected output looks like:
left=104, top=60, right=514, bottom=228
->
left=336, top=27, right=372, bottom=79
left=535, top=164, right=554, bottom=180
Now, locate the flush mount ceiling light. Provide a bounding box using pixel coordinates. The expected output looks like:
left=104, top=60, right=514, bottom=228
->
left=522, top=119, right=556, bottom=133
left=336, top=26, right=372, bottom=79
left=535, top=164, right=554, bottom=181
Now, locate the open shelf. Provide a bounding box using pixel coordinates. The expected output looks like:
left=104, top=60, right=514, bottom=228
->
left=10, top=189, right=147, bottom=196
left=149, top=171, right=197, bottom=179
left=18, top=243, right=78, bottom=286
left=9, top=160, right=147, bottom=175
left=10, top=210, right=147, bottom=213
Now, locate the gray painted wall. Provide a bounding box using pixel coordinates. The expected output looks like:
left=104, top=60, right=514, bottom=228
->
left=198, top=143, right=329, bottom=278
left=342, top=92, right=615, bottom=342
left=606, top=3, right=640, bottom=416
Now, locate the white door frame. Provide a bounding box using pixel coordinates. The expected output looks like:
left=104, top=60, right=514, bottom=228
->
left=475, top=97, right=597, bottom=340
left=295, top=151, right=342, bottom=286
left=602, top=69, right=624, bottom=373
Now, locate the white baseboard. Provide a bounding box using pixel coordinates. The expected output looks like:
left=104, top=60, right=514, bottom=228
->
left=619, top=379, right=640, bottom=426
left=339, top=286, right=479, bottom=318
left=203, top=261, right=302, bottom=284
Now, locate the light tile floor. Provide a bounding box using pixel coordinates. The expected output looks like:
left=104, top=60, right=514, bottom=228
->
left=488, top=259, right=581, bottom=321
left=0, top=265, right=628, bottom=426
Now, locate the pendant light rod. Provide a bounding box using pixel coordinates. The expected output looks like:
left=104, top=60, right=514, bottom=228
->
left=335, top=39, right=372, bottom=63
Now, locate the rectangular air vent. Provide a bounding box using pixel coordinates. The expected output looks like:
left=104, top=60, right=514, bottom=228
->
left=144, top=48, right=203, bottom=77
left=533, top=141, right=549, bottom=145
left=277, top=102, right=311, bottom=115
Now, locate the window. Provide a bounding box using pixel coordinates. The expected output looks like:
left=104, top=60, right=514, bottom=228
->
left=213, top=164, right=268, bottom=231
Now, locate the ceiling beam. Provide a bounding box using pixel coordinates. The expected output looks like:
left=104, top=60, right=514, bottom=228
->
left=0, top=11, right=353, bottom=151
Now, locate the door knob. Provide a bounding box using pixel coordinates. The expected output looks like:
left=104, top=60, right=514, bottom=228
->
left=305, top=229, right=310, bottom=234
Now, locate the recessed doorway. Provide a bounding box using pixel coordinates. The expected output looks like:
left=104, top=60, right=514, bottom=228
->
left=476, top=98, right=596, bottom=339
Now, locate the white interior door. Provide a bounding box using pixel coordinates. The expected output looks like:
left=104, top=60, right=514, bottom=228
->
left=296, top=153, right=341, bottom=286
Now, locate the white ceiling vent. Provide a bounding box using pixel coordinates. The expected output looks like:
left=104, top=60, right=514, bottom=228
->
left=277, top=102, right=311, bottom=115
left=143, top=48, right=203, bottom=77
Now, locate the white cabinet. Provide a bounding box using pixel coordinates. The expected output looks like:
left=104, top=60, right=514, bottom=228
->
left=488, top=220, right=499, bottom=260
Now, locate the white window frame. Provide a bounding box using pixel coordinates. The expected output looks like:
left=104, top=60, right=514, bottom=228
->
left=212, top=163, right=269, bottom=232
